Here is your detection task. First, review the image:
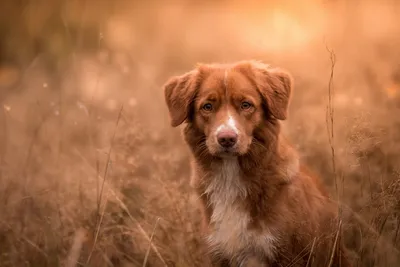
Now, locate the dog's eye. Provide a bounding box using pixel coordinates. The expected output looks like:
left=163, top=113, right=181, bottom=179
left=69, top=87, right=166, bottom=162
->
left=202, top=103, right=213, bottom=111
left=241, top=101, right=252, bottom=110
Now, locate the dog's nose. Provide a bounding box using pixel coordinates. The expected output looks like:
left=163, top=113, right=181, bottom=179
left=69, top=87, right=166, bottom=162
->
left=217, top=130, right=238, bottom=148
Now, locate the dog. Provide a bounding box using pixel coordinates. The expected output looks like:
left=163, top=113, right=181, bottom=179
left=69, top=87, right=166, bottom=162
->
left=163, top=61, right=351, bottom=267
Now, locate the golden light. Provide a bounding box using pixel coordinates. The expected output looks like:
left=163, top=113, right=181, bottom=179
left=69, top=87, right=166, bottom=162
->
left=386, top=84, right=399, bottom=99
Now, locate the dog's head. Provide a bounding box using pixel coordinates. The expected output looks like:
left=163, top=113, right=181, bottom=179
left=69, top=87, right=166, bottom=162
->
left=163, top=61, right=293, bottom=158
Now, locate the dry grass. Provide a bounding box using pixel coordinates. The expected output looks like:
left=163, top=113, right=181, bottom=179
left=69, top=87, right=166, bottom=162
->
left=1, top=0, right=400, bottom=266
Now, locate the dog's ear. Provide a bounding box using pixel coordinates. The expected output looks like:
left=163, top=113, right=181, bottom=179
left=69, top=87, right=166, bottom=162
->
left=241, top=61, right=293, bottom=120
left=163, top=70, right=199, bottom=127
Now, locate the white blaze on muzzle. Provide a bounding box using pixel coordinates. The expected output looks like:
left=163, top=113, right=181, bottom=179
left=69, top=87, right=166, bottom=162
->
left=215, top=113, right=239, bottom=136
left=215, top=69, right=239, bottom=137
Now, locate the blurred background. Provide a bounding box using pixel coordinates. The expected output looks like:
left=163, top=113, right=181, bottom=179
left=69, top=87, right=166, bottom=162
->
left=1, top=0, right=400, bottom=266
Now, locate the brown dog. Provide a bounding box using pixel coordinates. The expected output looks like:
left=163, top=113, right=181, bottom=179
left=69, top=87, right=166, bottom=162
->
left=163, top=61, right=351, bottom=267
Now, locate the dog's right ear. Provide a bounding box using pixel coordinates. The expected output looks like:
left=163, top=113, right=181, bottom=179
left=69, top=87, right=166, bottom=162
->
left=163, top=70, right=199, bottom=127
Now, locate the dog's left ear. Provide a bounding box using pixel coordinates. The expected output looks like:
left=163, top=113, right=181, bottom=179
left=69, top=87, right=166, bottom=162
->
left=163, top=70, right=199, bottom=127
left=244, top=62, right=293, bottom=120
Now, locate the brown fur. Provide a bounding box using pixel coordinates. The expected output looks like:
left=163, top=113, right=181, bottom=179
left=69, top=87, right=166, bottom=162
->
left=163, top=61, right=351, bottom=267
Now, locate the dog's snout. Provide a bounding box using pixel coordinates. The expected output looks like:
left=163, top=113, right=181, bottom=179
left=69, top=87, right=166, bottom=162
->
left=217, top=130, right=238, bottom=148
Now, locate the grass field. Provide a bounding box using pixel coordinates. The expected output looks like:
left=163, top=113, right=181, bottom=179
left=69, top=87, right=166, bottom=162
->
left=1, top=0, right=400, bottom=266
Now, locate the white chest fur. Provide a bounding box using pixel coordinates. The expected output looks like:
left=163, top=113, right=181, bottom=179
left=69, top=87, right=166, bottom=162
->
left=204, top=158, right=278, bottom=262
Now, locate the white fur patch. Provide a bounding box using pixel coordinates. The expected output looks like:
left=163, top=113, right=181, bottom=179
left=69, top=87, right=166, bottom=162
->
left=227, top=115, right=237, bottom=132
left=224, top=69, right=229, bottom=90
left=205, top=158, right=278, bottom=262
left=215, top=113, right=239, bottom=137
left=286, top=157, right=299, bottom=179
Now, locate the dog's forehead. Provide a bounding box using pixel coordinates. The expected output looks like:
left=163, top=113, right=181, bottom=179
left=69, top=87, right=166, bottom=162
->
left=200, top=68, right=225, bottom=92
left=199, top=67, right=255, bottom=95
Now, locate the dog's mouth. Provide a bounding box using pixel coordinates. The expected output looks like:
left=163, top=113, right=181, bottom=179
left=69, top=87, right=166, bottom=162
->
left=207, top=141, right=252, bottom=158
left=204, top=134, right=253, bottom=158
left=205, top=143, right=241, bottom=157
left=215, top=148, right=240, bottom=158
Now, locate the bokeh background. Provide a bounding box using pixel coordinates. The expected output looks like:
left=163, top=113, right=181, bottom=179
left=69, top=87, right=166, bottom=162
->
left=1, top=0, right=400, bottom=266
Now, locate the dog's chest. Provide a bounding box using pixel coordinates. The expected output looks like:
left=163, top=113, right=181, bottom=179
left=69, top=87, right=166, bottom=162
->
left=204, top=159, right=277, bottom=259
